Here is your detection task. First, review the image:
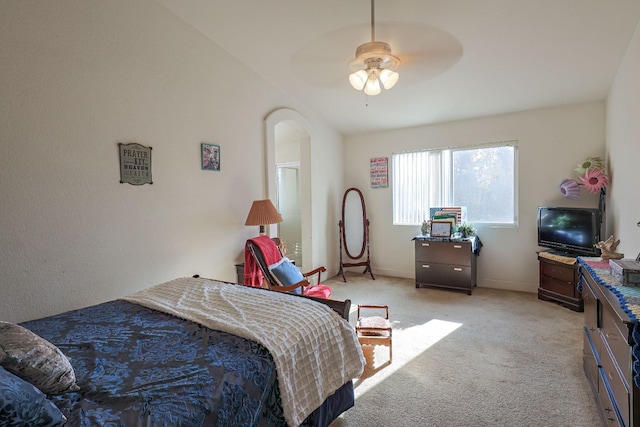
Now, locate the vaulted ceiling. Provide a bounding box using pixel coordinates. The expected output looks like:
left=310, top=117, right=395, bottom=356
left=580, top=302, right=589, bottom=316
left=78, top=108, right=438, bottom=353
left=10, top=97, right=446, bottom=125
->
left=157, top=0, right=640, bottom=135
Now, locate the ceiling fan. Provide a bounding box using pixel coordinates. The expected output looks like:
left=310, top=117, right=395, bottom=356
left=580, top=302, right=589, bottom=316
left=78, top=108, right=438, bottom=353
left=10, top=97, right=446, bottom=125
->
left=289, top=2, right=463, bottom=92
left=348, top=0, right=400, bottom=96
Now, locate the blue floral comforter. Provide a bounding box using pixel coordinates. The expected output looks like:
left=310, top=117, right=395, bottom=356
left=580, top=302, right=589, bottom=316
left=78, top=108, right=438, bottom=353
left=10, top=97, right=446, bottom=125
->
left=20, top=300, right=290, bottom=427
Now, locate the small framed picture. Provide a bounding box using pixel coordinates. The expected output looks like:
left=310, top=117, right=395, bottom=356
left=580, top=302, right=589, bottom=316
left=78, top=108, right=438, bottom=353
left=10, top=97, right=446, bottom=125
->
left=118, top=142, right=152, bottom=185
left=370, top=157, right=388, bottom=188
left=201, top=143, right=220, bottom=171
left=430, top=221, right=452, bottom=238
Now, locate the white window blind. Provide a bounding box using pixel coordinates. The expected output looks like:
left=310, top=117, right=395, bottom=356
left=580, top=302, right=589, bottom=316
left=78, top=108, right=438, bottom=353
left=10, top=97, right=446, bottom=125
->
left=392, top=142, right=517, bottom=226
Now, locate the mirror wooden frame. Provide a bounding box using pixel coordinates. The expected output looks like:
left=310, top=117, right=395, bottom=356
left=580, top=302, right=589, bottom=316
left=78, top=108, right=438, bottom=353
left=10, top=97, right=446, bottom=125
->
left=338, top=187, right=375, bottom=282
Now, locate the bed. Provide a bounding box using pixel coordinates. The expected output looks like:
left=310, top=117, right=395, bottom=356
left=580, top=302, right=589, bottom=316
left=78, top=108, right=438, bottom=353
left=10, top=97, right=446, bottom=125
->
left=0, top=277, right=365, bottom=427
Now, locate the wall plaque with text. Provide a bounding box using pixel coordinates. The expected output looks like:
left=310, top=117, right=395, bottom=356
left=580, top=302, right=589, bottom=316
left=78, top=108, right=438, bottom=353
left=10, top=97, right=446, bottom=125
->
left=119, top=142, right=152, bottom=185
left=370, top=157, right=388, bottom=188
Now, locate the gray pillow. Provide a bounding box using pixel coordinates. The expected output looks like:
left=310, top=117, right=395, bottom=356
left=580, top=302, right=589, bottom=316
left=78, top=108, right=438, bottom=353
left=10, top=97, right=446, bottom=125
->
left=0, top=321, right=79, bottom=394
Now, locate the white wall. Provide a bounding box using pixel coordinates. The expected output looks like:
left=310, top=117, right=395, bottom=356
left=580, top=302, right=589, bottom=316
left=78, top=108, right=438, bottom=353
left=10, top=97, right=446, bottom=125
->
left=0, top=0, right=343, bottom=323
left=606, top=22, right=640, bottom=257
left=344, top=102, right=605, bottom=293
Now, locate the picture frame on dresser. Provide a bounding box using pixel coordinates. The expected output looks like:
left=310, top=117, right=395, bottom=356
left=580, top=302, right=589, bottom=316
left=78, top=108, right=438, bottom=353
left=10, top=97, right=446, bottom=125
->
left=429, top=221, right=452, bottom=237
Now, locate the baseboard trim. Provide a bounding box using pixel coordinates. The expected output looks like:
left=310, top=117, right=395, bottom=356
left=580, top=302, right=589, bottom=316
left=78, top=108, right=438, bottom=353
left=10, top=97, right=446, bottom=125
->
left=360, top=268, right=537, bottom=294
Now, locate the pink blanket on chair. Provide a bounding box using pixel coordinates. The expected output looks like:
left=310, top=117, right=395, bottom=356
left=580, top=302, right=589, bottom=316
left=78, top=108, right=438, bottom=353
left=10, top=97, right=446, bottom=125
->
left=244, top=235, right=282, bottom=287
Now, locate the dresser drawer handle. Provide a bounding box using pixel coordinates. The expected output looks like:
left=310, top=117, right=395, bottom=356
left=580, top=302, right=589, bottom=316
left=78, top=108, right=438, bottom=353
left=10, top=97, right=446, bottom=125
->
left=453, top=267, right=463, bottom=272
left=422, top=265, right=430, bottom=268
left=421, top=243, right=430, bottom=247
left=453, top=245, right=462, bottom=249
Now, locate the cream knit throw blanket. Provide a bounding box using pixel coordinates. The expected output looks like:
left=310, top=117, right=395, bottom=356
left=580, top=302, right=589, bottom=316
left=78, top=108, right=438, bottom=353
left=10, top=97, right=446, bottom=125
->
left=122, top=277, right=365, bottom=426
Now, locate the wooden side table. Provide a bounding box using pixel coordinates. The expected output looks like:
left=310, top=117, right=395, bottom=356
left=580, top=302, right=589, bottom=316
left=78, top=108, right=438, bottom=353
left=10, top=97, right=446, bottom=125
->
left=235, top=263, right=244, bottom=284
left=537, top=252, right=582, bottom=312
left=356, top=305, right=392, bottom=364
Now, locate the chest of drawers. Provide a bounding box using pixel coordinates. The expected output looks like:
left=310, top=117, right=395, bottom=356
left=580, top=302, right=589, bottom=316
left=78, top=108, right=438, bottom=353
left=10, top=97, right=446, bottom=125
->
left=581, top=263, right=640, bottom=426
left=537, top=254, right=583, bottom=312
left=414, top=237, right=477, bottom=295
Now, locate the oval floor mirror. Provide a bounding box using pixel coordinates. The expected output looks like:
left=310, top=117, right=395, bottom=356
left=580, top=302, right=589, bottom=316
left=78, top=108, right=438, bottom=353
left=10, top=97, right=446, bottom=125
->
left=338, top=187, right=374, bottom=282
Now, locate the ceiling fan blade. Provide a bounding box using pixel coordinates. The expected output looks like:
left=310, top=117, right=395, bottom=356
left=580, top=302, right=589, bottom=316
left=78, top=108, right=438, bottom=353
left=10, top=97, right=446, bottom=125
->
left=290, top=21, right=462, bottom=89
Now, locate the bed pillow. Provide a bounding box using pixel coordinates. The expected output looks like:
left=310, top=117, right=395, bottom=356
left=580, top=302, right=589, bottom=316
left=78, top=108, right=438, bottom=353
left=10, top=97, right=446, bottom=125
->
left=0, top=365, right=67, bottom=427
left=0, top=321, right=79, bottom=394
left=268, top=257, right=303, bottom=294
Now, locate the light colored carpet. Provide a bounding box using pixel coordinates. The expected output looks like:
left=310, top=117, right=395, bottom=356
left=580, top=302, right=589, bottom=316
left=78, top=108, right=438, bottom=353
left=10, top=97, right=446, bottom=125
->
left=325, top=272, right=600, bottom=427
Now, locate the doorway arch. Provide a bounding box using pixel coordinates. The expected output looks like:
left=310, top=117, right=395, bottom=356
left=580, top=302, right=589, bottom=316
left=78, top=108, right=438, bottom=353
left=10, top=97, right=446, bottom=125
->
left=264, top=108, right=313, bottom=272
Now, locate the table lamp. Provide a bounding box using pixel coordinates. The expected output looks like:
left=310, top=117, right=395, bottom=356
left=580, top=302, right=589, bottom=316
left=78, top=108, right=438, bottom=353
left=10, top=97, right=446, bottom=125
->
left=244, top=199, right=283, bottom=235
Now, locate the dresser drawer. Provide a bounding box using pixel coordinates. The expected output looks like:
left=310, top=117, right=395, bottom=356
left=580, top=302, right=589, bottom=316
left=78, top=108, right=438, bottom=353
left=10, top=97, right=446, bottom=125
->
left=584, top=327, right=600, bottom=391
left=539, top=275, right=577, bottom=298
left=582, top=280, right=599, bottom=335
left=415, top=241, right=471, bottom=265
left=599, top=336, right=630, bottom=426
left=597, top=370, right=625, bottom=427
left=415, top=262, right=472, bottom=289
left=600, top=301, right=632, bottom=387
left=540, top=261, right=575, bottom=282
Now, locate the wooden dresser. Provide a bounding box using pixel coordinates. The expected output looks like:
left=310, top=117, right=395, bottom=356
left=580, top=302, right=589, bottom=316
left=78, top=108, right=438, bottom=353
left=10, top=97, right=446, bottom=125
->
left=414, top=236, right=478, bottom=295
left=580, top=259, right=640, bottom=426
left=537, top=252, right=583, bottom=312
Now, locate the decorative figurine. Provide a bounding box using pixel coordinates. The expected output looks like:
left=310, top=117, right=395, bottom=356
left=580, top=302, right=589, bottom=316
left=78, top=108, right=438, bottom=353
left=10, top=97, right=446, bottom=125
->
left=421, top=220, right=430, bottom=236
left=595, top=235, right=624, bottom=261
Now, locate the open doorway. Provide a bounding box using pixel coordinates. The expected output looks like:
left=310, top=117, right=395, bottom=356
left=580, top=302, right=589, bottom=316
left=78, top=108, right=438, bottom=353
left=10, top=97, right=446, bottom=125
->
left=276, top=162, right=302, bottom=266
left=264, top=108, right=312, bottom=272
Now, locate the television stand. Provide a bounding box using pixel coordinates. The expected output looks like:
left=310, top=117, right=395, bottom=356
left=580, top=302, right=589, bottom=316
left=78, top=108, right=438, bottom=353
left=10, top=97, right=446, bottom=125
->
left=537, top=251, right=583, bottom=312
left=546, top=249, right=579, bottom=257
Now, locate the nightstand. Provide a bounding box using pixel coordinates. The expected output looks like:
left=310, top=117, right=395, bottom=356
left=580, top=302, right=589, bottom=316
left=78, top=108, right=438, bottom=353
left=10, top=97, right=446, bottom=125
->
left=235, top=263, right=244, bottom=284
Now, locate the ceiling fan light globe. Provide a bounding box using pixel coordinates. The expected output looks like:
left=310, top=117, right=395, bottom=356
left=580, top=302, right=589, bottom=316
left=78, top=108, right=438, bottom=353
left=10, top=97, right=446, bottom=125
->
left=349, top=69, right=368, bottom=91
left=380, top=69, right=399, bottom=89
left=364, top=72, right=382, bottom=96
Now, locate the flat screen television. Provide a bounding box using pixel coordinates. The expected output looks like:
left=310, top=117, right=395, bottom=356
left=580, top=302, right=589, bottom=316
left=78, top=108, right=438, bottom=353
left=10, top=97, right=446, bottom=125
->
left=537, top=206, right=602, bottom=256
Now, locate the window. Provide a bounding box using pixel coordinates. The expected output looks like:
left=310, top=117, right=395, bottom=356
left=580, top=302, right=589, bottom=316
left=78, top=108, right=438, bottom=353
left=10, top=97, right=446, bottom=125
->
left=392, top=141, right=517, bottom=226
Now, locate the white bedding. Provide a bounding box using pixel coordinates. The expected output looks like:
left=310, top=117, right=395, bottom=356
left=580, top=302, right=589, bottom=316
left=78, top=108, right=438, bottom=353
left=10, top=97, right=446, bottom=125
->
left=122, top=277, right=365, bottom=426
